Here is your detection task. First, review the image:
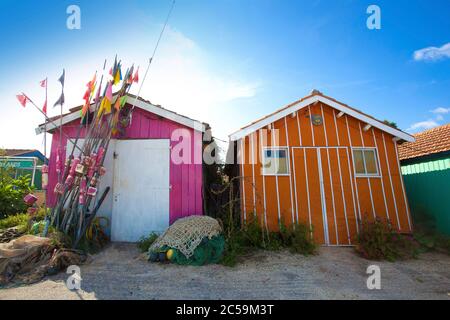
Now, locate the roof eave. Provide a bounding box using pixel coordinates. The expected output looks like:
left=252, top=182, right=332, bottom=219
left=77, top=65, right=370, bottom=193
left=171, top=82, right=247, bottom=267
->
left=229, top=95, right=415, bottom=143
left=35, top=94, right=207, bottom=134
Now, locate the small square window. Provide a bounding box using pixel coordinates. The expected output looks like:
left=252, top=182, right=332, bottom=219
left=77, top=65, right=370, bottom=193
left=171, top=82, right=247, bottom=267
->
left=262, top=148, right=289, bottom=175
left=352, top=148, right=379, bottom=177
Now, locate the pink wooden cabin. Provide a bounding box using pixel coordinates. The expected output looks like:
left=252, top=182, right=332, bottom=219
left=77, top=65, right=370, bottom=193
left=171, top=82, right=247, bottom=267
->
left=37, top=94, right=206, bottom=242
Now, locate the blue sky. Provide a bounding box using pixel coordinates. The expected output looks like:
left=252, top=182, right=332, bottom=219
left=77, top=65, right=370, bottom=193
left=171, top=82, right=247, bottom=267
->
left=0, top=0, right=449, bottom=154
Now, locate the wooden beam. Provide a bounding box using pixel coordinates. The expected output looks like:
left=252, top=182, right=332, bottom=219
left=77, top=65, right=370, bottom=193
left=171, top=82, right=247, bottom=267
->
left=363, top=124, right=372, bottom=131
left=337, top=111, right=345, bottom=118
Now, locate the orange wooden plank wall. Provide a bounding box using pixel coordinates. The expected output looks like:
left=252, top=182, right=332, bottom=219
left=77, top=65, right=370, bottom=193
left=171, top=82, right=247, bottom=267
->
left=238, top=102, right=412, bottom=245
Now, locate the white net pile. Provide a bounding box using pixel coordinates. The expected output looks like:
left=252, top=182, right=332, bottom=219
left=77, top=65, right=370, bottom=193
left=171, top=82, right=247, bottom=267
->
left=149, top=216, right=222, bottom=258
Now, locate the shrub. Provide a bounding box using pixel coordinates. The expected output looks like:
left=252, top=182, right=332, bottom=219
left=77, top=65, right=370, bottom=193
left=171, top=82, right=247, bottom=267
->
left=355, top=216, right=419, bottom=261
left=0, top=168, right=34, bottom=218
left=137, top=232, right=159, bottom=252
left=0, top=207, right=50, bottom=233
left=280, top=223, right=317, bottom=255
left=0, top=213, right=29, bottom=231
left=220, top=217, right=316, bottom=266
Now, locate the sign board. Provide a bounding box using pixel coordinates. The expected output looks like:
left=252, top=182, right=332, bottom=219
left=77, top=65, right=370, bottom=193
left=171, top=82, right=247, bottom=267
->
left=0, top=157, right=36, bottom=169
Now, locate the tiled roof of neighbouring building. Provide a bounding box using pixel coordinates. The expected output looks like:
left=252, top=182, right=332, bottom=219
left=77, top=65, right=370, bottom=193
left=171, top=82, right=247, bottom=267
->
left=398, top=123, right=450, bottom=161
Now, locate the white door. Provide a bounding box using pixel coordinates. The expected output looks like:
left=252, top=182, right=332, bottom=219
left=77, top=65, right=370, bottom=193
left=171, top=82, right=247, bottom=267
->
left=111, top=139, right=170, bottom=242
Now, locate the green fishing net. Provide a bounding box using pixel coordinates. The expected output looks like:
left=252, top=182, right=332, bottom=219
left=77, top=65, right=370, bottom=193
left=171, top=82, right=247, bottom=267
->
left=149, top=235, right=225, bottom=266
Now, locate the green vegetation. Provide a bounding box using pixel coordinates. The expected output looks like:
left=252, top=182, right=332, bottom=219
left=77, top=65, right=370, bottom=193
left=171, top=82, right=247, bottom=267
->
left=221, top=218, right=317, bottom=267
left=383, top=120, right=398, bottom=128
left=0, top=171, right=34, bottom=218
left=137, top=232, right=159, bottom=252
left=355, top=216, right=419, bottom=261
left=0, top=207, right=48, bottom=232
left=0, top=213, right=29, bottom=231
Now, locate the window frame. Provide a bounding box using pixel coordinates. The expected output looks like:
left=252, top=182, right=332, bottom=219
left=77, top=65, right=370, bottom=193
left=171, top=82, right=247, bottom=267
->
left=351, top=147, right=380, bottom=178
left=261, top=146, right=291, bottom=176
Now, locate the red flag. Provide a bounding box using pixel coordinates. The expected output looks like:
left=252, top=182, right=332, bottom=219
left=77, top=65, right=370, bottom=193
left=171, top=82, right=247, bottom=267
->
left=16, top=94, right=28, bottom=107
left=87, top=73, right=96, bottom=90
left=83, top=87, right=90, bottom=101
left=133, top=67, right=139, bottom=83
left=41, top=78, right=47, bottom=113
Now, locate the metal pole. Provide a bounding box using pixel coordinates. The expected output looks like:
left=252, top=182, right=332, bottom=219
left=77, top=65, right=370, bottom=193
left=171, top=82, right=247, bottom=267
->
left=24, top=94, right=85, bottom=155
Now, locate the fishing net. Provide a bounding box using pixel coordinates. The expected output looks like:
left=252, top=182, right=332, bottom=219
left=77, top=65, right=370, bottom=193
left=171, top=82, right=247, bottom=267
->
left=163, top=235, right=225, bottom=266
left=0, top=235, right=86, bottom=286
left=149, top=216, right=224, bottom=264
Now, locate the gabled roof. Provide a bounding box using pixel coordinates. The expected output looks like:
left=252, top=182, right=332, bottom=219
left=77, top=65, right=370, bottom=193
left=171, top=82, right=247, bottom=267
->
left=398, top=123, right=450, bottom=161
left=2, top=149, right=36, bottom=157
left=35, top=93, right=207, bottom=134
left=229, top=90, right=414, bottom=142
left=1, top=149, right=48, bottom=163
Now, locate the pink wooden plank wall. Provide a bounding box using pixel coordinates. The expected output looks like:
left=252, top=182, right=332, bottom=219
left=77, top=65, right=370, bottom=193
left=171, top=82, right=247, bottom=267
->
left=47, top=107, right=203, bottom=224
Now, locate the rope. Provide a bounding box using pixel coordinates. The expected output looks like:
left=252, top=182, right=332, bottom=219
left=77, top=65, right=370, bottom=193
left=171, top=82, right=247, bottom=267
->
left=129, top=0, right=176, bottom=115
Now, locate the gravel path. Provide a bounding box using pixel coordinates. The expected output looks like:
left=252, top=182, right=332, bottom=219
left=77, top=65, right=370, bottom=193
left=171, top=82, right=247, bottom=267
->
left=0, top=243, right=449, bottom=300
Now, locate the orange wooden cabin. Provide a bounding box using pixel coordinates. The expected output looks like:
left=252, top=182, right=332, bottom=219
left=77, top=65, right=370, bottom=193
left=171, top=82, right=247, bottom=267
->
left=229, top=90, right=415, bottom=246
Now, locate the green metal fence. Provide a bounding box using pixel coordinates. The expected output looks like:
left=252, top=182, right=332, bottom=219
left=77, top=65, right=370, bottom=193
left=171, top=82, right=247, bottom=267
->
left=402, top=157, right=450, bottom=236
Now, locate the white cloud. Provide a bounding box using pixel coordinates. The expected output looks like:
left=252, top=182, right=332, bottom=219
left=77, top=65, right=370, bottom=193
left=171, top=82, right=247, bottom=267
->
left=413, top=42, right=450, bottom=61
left=430, top=107, right=450, bottom=114
left=0, top=25, right=259, bottom=152
left=407, top=119, right=439, bottom=132
left=408, top=105, right=450, bottom=133
left=129, top=26, right=260, bottom=141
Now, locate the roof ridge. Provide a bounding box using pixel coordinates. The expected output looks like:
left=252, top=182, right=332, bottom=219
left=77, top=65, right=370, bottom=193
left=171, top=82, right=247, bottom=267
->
left=230, top=90, right=413, bottom=142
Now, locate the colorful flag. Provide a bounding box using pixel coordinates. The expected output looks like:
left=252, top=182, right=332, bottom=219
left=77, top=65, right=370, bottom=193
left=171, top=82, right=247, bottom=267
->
left=114, top=95, right=127, bottom=111
left=133, top=67, right=139, bottom=83
left=89, top=83, right=96, bottom=99
left=40, top=78, right=48, bottom=113
left=127, top=70, right=133, bottom=84
left=58, top=69, right=65, bottom=87
left=112, top=56, right=118, bottom=76
left=16, top=94, right=28, bottom=107
left=105, top=82, right=113, bottom=101
left=81, top=100, right=90, bottom=120
left=113, top=63, right=122, bottom=85
left=87, top=73, right=96, bottom=90
left=114, top=98, right=121, bottom=111
left=83, top=87, right=91, bottom=101
left=97, top=97, right=112, bottom=117
left=95, top=84, right=102, bottom=103
left=53, top=92, right=65, bottom=107
left=120, top=96, right=127, bottom=108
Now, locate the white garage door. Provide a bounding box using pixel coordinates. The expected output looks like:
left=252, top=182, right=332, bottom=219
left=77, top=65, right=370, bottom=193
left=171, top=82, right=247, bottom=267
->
left=111, top=139, right=170, bottom=242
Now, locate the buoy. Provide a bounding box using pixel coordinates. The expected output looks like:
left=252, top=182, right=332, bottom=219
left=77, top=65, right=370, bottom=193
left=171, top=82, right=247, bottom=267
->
left=149, top=251, right=158, bottom=262
left=166, top=249, right=174, bottom=260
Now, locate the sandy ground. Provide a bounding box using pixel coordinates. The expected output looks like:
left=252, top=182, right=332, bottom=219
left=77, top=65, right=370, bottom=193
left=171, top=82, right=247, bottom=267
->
left=0, top=243, right=449, bottom=300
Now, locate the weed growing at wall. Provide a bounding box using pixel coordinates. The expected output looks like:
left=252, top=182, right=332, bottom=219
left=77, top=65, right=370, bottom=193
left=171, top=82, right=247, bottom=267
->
left=355, top=216, right=419, bottom=261
left=221, top=217, right=317, bottom=267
